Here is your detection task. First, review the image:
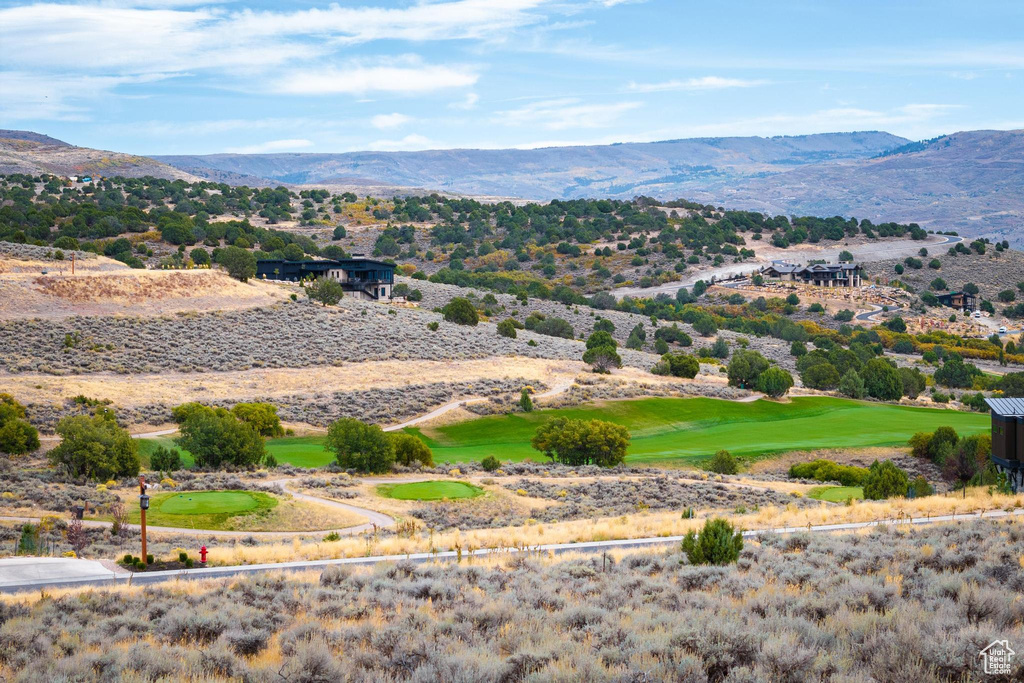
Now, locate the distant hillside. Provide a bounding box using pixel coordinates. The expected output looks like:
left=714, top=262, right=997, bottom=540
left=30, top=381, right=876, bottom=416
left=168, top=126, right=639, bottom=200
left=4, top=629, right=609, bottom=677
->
left=154, top=131, right=908, bottom=199
left=700, top=129, right=1024, bottom=242
left=0, top=130, right=199, bottom=181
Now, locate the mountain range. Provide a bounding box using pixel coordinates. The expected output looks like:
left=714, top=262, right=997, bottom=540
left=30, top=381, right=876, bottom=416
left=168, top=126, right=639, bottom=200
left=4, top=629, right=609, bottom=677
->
left=3, top=128, right=1022, bottom=242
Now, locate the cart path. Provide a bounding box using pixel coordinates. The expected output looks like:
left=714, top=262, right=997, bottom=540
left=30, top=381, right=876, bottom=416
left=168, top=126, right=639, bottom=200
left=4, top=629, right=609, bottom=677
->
left=3, top=506, right=1018, bottom=593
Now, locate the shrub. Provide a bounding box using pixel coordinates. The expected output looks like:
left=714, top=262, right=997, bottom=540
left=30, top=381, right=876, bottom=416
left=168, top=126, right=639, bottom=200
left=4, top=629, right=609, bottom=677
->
left=833, top=309, right=855, bottom=322
left=177, top=409, right=266, bottom=469
left=519, top=389, right=533, bottom=412
left=583, top=345, right=622, bottom=373
left=681, top=518, right=743, bottom=566
left=427, top=321, right=439, bottom=331
left=661, top=352, right=699, bottom=379
left=862, top=460, right=910, bottom=500
left=801, top=362, right=840, bottom=390
left=862, top=358, right=903, bottom=400
left=219, top=246, right=256, bottom=281
left=531, top=417, right=630, bottom=467
left=706, top=450, right=739, bottom=475
left=727, top=349, right=770, bottom=389
left=839, top=369, right=866, bottom=399
left=497, top=319, right=517, bottom=338
left=150, top=446, right=183, bottom=472
left=442, top=297, right=479, bottom=326
left=789, top=459, right=869, bottom=486
left=231, top=402, right=284, bottom=437
left=0, top=394, right=39, bottom=455
left=49, top=409, right=140, bottom=481
left=481, top=455, right=501, bottom=472
left=898, top=367, right=926, bottom=399
left=757, top=367, right=793, bottom=398
left=304, top=278, right=344, bottom=306
left=407, top=289, right=423, bottom=302
left=389, top=433, right=433, bottom=467
left=790, top=340, right=807, bottom=357
left=324, top=418, right=395, bottom=473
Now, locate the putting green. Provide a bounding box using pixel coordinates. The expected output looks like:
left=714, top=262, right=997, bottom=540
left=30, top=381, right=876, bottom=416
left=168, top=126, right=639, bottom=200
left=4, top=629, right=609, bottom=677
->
left=159, top=491, right=261, bottom=515
left=377, top=481, right=484, bottom=501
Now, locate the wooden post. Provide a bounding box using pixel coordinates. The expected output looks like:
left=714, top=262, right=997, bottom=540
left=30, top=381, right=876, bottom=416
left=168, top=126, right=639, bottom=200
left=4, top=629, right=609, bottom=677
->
left=71, top=252, right=75, bottom=275
left=139, top=475, right=147, bottom=564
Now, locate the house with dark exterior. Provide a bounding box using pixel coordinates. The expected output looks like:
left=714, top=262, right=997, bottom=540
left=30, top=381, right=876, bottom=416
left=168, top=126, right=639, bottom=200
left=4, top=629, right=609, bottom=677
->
left=256, top=258, right=395, bottom=300
left=936, top=291, right=978, bottom=312
left=984, top=398, right=1024, bottom=492
left=759, top=261, right=864, bottom=288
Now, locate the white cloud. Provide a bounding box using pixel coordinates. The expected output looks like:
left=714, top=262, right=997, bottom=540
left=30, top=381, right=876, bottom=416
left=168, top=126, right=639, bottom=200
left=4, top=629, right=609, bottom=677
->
left=495, top=98, right=641, bottom=130
left=449, top=92, right=480, bottom=110
left=0, top=70, right=176, bottom=121
left=366, top=134, right=436, bottom=151
left=224, top=138, right=314, bottom=153
left=273, top=60, right=478, bottom=95
left=371, top=113, right=413, bottom=129
left=627, top=76, right=768, bottom=93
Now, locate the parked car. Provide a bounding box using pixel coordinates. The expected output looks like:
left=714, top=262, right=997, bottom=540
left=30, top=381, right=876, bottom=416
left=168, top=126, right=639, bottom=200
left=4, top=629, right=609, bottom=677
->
left=999, top=326, right=1008, bottom=333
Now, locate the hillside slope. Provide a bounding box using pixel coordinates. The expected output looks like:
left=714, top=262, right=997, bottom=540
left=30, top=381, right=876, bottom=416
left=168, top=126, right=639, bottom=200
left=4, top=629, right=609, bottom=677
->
left=0, top=130, right=200, bottom=181
left=155, top=131, right=908, bottom=198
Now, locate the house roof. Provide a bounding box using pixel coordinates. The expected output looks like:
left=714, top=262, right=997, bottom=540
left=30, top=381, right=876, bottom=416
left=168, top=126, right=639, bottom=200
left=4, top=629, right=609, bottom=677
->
left=985, top=398, right=1024, bottom=417
left=256, top=257, right=395, bottom=269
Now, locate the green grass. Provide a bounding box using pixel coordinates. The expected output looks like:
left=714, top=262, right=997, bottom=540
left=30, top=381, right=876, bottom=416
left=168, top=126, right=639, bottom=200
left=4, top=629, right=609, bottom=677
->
left=405, top=396, right=989, bottom=465
left=266, top=436, right=332, bottom=468
left=113, top=490, right=278, bottom=530
left=135, top=437, right=195, bottom=468
left=377, top=481, right=484, bottom=501
left=807, top=486, right=864, bottom=502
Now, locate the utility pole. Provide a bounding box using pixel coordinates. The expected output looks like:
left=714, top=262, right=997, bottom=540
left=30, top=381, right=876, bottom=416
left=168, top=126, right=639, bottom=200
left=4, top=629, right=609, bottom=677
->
left=139, top=475, right=150, bottom=565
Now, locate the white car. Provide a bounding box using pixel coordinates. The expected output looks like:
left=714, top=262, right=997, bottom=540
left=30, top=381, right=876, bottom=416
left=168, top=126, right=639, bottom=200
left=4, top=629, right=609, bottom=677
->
left=999, top=326, right=1008, bottom=333
left=973, top=311, right=982, bottom=318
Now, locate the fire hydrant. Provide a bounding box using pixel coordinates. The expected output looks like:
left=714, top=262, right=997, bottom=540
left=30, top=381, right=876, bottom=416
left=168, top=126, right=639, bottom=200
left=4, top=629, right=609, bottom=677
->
left=199, top=546, right=207, bottom=565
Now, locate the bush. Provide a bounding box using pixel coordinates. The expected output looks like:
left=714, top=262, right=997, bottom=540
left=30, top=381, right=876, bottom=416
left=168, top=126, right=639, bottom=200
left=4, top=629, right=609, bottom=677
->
left=231, top=402, right=284, bottom=437
left=757, top=367, right=793, bottom=398
left=481, top=455, right=501, bottom=472
left=790, top=340, right=807, bottom=357
left=442, top=297, right=479, bottom=326
left=583, top=345, right=621, bottom=373
left=898, top=367, right=926, bottom=399
left=219, top=246, right=256, bottom=281
left=324, top=418, right=395, bottom=473
left=661, top=352, right=699, bottom=378
left=801, top=362, right=840, bottom=390
left=49, top=409, right=140, bottom=480
left=177, top=409, right=267, bottom=469
left=389, top=433, right=433, bottom=467
left=706, top=450, right=738, bottom=475
left=305, top=278, right=344, bottom=306
left=862, top=460, right=910, bottom=500
left=150, top=446, right=183, bottom=472
left=839, top=369, right=866, bottom=399
left=497, top=319, right=517, bottom=338
left=681, top=518, right=743, bottom=566
left=519, top=389, right=533, bottom=412
left=531, top=417, right=630, bottom=467
left=727, top=350, right=769, bottom=389
left=0, top=394, right=39, bottom=455
left=789, top=459, right=869, bottom=486
left=833, top=309, right=854, bottom=322
left=862, top=358, right=903, bottom=400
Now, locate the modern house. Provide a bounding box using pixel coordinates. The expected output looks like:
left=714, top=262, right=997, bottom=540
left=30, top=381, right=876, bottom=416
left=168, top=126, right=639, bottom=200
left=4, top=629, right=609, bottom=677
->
left=936, top=291, right=978, bottom=312
left=984, top=398, right=1024, bottom=492
left=759, top=261, right=864, bottom=288
left=256, top=258, right=395, bottom=300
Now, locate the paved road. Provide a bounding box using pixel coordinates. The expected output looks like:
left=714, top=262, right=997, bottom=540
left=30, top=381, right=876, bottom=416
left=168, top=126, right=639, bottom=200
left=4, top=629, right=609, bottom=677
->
left=3, top=507, right=1017, bottom=593
left=614, top=234, right=965, bottom=300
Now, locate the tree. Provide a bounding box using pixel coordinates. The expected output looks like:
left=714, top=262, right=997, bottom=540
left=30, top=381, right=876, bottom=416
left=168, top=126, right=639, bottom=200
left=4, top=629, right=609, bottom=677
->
left=786, top=293, right=800, bottom=306
left=583, top=344, right=621, bottom=373
left=861, top=358, right=903, bottom=400
left=150, top=446, right=183, bottom=471
left=219, top=246, right=256, bottom=281
left=481, top=455, right=501, bottom=472
left=897, top=367, right=926, bottom=399
left=49, top=409, right=140, bottom=481
left=0, top=394, right=39, bottom=455
left=305, top=278, right=344, bottom=306
left=324, top=418, right=395, bottom=473
left=963, top=282, right=979, bottom=295
left=661, top=352, right=699, bottom=378
left=177, top=410, right=266, bottom=469
left=519, top=388, right=533, bottom=412
left=706, top=450, right=739, bottom=475
left=497, top=319, right=517, bottom=338
left=863, top=460, right=910, bottom=500
left=681, top=518, right=743, bottom=566
left=802, top=362, right=840, bottom=390
left=790, top=340, right=807, bottom=357
left=943, top=434, right=990, bottom=484
left=442, top=297, right=478, bottom=326
left=231, top=402, right=285, bottom=437
left=934, top=354, right=981, bottom=388
left=585, top=330, right=616, bottom=350
left=531, top=417, right=630, bottom=467
left=727, top=349, right=769, bottom=389
left=389, top=433, right=433, bottom=467
left=883, top=317, right=907, bottom=333
left=839, top=369, right=866, bottom=399
left=691, top=313, right=717, bottom=337
left=757, top=366, right=793, bottom=398
left=929, top=426, right=959, bottom=464
left=625, top=323, right=647, bottom=349
left=908, top=432, right=932, bottom=459
left=838, top=250, right=854, bottom=262
left=998, top=372, right=1024, bottom=397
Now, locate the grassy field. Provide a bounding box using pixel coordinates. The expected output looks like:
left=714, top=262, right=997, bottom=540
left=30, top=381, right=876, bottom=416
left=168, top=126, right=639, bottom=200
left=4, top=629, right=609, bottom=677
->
left=136, top=437, right=195, bottom=468
left=407, top=396, right=989, bottom=465
left=266, top=436, right=333, bottom=468
left=118, top=490, right=277, bottom=530
left=808, top=486, right=865, bottom=502
left=377, top=481, right=484, bottom=501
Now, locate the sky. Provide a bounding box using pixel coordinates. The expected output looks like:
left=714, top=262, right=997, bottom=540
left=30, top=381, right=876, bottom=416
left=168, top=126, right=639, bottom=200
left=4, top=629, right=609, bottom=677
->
left=0, top=0, right=1022, bottom=155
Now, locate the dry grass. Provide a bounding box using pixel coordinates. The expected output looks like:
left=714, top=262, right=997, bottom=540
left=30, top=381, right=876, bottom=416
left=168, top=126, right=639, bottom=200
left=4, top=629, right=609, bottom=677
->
left=201, top=487, right=1023, bottom=566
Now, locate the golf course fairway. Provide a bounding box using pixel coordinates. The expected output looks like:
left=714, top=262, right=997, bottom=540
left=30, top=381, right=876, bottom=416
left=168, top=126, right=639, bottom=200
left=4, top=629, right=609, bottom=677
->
left=407, top=396, right=989, bottom=465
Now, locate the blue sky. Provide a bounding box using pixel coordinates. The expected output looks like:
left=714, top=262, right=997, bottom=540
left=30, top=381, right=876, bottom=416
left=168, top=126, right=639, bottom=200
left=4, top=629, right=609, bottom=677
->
left=1, top=0, right=1022, bottom=154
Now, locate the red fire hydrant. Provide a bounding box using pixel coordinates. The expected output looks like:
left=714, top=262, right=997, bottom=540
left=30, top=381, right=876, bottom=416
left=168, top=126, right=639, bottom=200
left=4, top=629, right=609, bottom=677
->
left=199, top=546, right=208, bottom=565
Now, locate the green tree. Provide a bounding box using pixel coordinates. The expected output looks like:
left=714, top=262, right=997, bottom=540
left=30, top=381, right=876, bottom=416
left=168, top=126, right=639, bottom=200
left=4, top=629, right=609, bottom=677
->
left=481, top=455, right=501, bottom=472
left=661, top=352, right=700, bottom=378
left=49, top=409, right=140, bottom=480
left=933, top=354, right=981, bottom=388
left=519, top=388, right=533, bottom=412
left=531, top=417, right=630, bottom=467
left=324, top=418, right=395, bottom=473
left=839, top=369, right=866, bottom=399
left=442, top=297, right=479, bottom=326
left=883, top=317, right=907, bottom=333
left=944, top=434, right=990, bottom=484
left=389, top=433, right=433, bottom=467
left=0, top=394, right=39, bottom=455
left=862, top=358, right=903, bottom=400
left=177, top=410, right=266, bottom=469
left=897, top=367, right=926, bottom=399
left=585, top=330, right=616, bottom=349
left=219, top=246, right=257, bottom=281
left=726, top=349, right=769, bottom=389
left=497, top=319, right=517, bottom=338
left=706, top=450, right=739, bottom=475
left=681, top=518, right=743, bottom=566
left=862, top=460, right=910, bottom=500
left=150, top=446, right=183, bottom=471
left=305, top=277, right=344, bottom=306
left=583, top=344, right=622, bottom=373
left=758, top=366, right=794, bottom=398
left=908, top=432, right=932, bottom=459
left=802, top=362, right=840, bottom=390
left=231, top=402, right=284, bottom=437
left=928, top=426, right=959, bottom=464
